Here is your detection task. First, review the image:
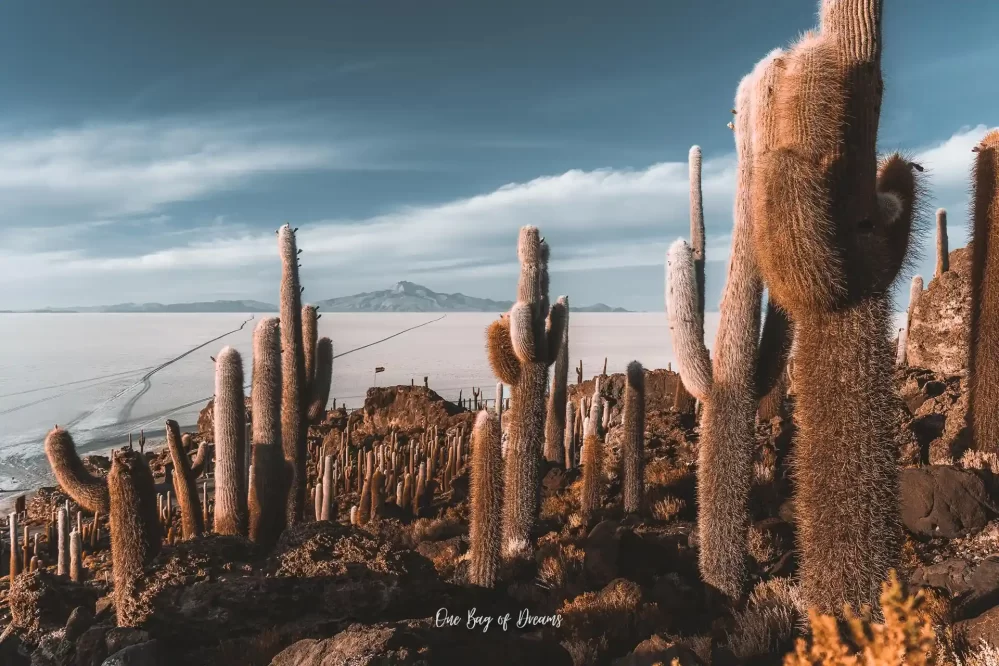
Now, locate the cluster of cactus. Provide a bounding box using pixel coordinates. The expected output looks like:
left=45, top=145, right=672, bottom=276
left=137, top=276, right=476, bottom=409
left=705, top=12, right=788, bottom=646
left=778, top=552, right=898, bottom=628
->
left=969, top=131, right=999, bottom=456
left=743, top=0, right=923, bottom=615
left=667, top=138, right=791, bottom=597
left=2, top=500, right=103, bottom=583
left=485, top=226, right=566, bottom=557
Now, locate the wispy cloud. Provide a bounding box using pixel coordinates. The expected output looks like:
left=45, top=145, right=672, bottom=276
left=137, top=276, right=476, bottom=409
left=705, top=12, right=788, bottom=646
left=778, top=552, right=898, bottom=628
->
left=1, top=124, right=993, bottom=309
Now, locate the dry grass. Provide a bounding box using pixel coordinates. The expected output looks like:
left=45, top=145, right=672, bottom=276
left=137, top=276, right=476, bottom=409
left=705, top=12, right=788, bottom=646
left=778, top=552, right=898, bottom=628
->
left=407, top=515, right=464, bottom=545
left=645, top=459, right=691, bottom=488
left=651, top=496, right=686, bottom=522
left=727, top=577, right=804, bottom=660
left=783, top=571, right=936, bottom=665
left=748, top=524, right=783, bottom=565
left=959, top=449, right=999, bottom=472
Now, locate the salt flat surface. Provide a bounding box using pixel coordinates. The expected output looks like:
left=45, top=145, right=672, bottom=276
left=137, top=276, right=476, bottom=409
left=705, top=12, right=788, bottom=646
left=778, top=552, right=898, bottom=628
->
left=0, top=310, right=906, bottom=494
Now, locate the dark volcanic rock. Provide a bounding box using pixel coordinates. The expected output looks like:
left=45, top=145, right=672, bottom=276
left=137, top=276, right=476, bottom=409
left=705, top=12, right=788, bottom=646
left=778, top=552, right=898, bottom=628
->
left=900, top=466, right=997, bottom=539
left=912, top=557, right=999, bottom=620
left=906, top=246, right=971, bottom=375
left=614, top=634, right=704, bottom=666
left=8, top=571, right=98, bottom=640
left=269, top=619, right=573, bottom=666
left=955, top=605, right=999, bottom=654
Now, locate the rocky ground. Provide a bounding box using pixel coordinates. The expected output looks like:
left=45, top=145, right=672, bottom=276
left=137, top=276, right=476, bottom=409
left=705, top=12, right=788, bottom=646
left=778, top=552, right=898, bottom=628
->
left=1, top=249, right=997, bottom=665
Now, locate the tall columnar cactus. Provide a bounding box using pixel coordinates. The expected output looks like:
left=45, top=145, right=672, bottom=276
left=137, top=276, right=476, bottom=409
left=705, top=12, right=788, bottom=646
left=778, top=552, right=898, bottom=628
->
left=165, top=419, right=203, bottom=540
left=485, top=226, right=566, bottom=557
left=214, top=346, right=248, bottom=536
left=544, top=296, right=570, bottom=464
left=969, top=131, right=999, bottom=455
left=748, top=0, right=923, bottom=615
left=308, top=337, right=333, bottom=422
left=44, top=427, right=110, bottom=514
left=8, top=512, right=18, bottom=582
left=579, top=383, right=604, bottom=522
left=57, top=507, right=69, bottom=576
left=70, top=530, right=83, bottom=582
left=279, top=224, right=308, bottom=525
left=935, top=209, right=949, bottom=278
left=109, top=449, right=161, bottom=628
left=896, top=276, right=923, bottom=368
left=469, top=411, right=502, bottom=587
left=249, top=317, right=286, bottom=547
left=622, top=361, right=645, bottom=514
left=564, top=400, right=576, bottom=470
left=666, top=70, right=792, bottom=599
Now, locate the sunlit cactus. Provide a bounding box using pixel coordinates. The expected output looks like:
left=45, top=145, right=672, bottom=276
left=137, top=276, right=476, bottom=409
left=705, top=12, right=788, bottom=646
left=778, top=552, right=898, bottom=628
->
left=748, top=0, right=924, bottom=615
left=469, top=411, right=502, bottom=587
left=109, top=449, right=161, bottom=627
left=544, top=296, right=570, bottom=465
left=213, top=346, right=248, bottom=536
left=896, top=276, right=923, bottom=368
left=969, top=130, right=999, bottom=455
left=579, top=384, right=604, bottom=523
left=44, top=427, right=110, bottom=515
left=279, top=224, right=308, bottom=525
left=308, top=337, right=333, bottom=422
left=485, top=227, right=566, bottom=558
left=935, top=208, right=949, bottom=277
left=249, top=317, right=286, bottom=547
left=165, top=419, right=203, bottom=540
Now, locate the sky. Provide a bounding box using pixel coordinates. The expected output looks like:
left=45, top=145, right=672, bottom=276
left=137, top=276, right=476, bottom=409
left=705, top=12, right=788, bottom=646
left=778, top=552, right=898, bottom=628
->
left=0, top=0, right=996, bottom=312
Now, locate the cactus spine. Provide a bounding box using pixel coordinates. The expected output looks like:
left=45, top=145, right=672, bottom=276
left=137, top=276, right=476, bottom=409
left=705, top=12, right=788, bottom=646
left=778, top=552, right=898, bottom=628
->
left=469, top=411, right=502, bottom=587
left=544, top=296, right=570, bottom=465
left=44, top=427, right=110, bottom=514
left=622, top=361, right=645, bottom=514
left=249, top=317, right=286, bottom=547
left=165, top=419, right=203, bottom=539
left=279, top=224, right=308, bottom=525
left=109, top=449, right=161, bottom=627
left=935, top=208, right=949, bottom=277
left=667, top=77, right=791, bottom=599
left=484, top=227, right=566, bottom=557
left=896, top=276, right=923, bottom=368
left=969, top=130, right=999, bottom=455
left=748, top=0, right=922, bottom=615
left=213, top=346, right=248, bottom=536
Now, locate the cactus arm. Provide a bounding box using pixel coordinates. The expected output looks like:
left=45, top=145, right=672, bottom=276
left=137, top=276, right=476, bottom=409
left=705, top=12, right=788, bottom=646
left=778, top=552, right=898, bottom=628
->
left=544, top=296, right=569, bottom=464
left=307, top=337, right=333, bottom=422
left=44, top=427, right=110, bottom=515
left=486, top=316, right=521, bottom=386
left=301, top=304, right=318, bottom=402
left=509, top=302, right=537, bottom=364
left=666, top=239, right=713, bottom=402
left=189, top=442, right=210, bottom=478
left=690, top=145, right=707, bottom=316
left=874, top=154, right=925, bottom=292
left=545, top=297, right=567, bottom=366
left=753, top=300, right=792, bottom=401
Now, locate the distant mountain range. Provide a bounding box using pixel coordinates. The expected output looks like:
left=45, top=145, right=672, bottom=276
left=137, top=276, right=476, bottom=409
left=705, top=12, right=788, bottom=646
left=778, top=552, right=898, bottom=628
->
left=12, top=282, right=630, bottom=314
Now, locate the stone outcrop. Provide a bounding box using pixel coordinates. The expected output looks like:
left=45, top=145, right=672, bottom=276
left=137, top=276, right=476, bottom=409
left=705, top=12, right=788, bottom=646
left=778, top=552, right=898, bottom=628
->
left=906, top=246, right=972, bottom=375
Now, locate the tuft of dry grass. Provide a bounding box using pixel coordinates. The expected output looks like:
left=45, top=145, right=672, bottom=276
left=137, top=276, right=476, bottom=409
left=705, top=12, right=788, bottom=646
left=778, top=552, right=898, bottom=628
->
left=747, top=524, right=783, bottom=565
left=727, top=577, right=804, bottom=660
left=783, top=571, right=936, bottom=665
left=408, top=515, right=464, bottom=545
left=651, top=496, right=687, bottom=523
left=959, top=449, right=999, bottom=472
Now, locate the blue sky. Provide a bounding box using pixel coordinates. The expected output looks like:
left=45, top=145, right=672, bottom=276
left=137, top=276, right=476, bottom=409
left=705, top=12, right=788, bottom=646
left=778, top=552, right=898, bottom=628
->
left=0, top=0, right=996, bottom=311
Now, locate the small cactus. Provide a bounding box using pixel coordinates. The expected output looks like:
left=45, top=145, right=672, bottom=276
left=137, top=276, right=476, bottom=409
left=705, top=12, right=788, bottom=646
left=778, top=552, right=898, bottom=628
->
left=165, top=419, right=203, bottom=540
left=544, top=296, right=570, bottom=465
left=44, top=427, right=110, bottom=514
left=469, top=411, right=502, bottom=587
left=935, top=208, right=949, bottom=277
left=564, top=400, right=576, bottom=470
left=213, top=346, right=248, bottom=536
left=622, top=362, right=645, bottom=514
left=109, top=449, right=161, bottom=627
left=57, top=507, right=69, bottom=576
left=896, top=276, right=923, bottom=369
left=69, top=530, right=83, bottom=582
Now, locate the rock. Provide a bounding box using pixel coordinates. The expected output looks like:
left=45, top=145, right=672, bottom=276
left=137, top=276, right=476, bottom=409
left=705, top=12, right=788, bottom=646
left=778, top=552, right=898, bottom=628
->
left=955, top=606, right=999, bottom=653
left=103, top=629, right=151, bottom=657
left=614, top=634, right=703, bottom=666
left=899, top=466, right=997, bottom=539
left=197, top=396, right=251, bottom=436
left=0, top=630, right=30, bottom=666
left=269, top=619, right=573, bottom=666
left=101, top=640, right=160, bottom=666
left=8, top=571, right=98, bottom=640
left=64, top=607, right=94, bottom=643
left=75, top=626, right=113, bottom=666
left=360, top=386, right=468, bottom=434
left=913, top=558, right=999, bottom=620
left=907, top=246, right=972, bottom=374
left=584, top=520, right=624, bottom=586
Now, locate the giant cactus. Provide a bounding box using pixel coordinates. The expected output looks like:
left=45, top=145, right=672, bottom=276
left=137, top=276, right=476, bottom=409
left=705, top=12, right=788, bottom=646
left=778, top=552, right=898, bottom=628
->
left=544, top=296, right=570, bottom=465
left=969, top=130, right=999, bottom=455
left=279, top=224, right=308, bottom=525
left=485, top=226, right=566, bottom=557
left=108, top=449, right=161, bottom=627
left=622, top=361, right=645, bottom=514
left=249, top=317, right=287, bottom=547
left=44, top=427, right=110, bottom=514
left=469, top=410, right=502, bottom=587
left=214, top=346, right=248, bottom=536
left=165, top=419, right=202, bottom=539
left=748, top=0, right=923, bottom=615
left=666, top=75, right=791, bottom=599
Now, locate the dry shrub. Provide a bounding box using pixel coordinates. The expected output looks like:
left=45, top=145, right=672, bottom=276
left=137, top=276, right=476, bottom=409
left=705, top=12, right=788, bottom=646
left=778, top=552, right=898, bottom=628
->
left=652, top=496, right=687, bottom=522
left=783, top=571, right=936, bottom=665
left=748, top=524, right=783, bottom=565
left=568, top=512, right=585, bottom=529
left=559, top=579, right=648, bottom=662
left=645, top=459, right=691, bottom=488
left=407, top=515, right=463, bottom=545
left=727, top=577, right=804, bottom=660
left=954, top=641, right=999, bottom=666
left=959, top=449, right=999, bottom=472
left=542, top=492, right=576, bottom=521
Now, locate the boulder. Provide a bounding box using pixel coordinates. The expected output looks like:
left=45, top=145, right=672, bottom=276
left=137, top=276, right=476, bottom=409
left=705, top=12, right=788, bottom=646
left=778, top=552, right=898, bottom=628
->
left=613, top=635, right=703, bottom=666
left=584, top=520, right=624, bottom=586
left=906, top=246, right=971, bottom=375
left=360, top=386, right=470, bottom=434
left=101, top=640, right=160, bottom=666
left=900, top=466, right=997, bottom=539
left=955, top=606, right=999, bottom=654
left=912, top=557, right=999, bottom=620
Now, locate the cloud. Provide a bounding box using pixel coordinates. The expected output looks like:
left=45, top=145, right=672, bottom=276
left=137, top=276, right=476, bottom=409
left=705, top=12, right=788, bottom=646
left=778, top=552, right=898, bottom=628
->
left=0, top=117, right=347, bottom=224
left=1, top=124, right=993, bottom=309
